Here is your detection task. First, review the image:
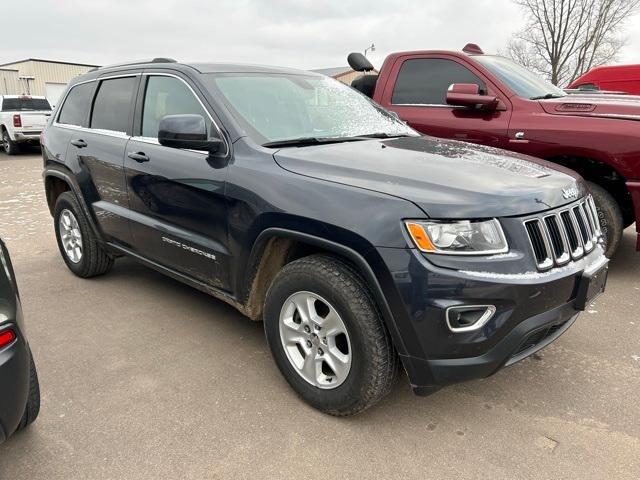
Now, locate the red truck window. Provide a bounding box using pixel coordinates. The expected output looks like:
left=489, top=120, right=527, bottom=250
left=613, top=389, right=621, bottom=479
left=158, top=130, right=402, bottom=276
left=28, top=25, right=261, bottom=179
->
left=391, top=58, right=486, bottom=105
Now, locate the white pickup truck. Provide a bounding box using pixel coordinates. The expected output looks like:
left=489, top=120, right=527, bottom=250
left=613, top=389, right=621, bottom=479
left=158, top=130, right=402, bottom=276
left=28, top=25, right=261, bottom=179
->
left=0, top=95, right=52, bottom=155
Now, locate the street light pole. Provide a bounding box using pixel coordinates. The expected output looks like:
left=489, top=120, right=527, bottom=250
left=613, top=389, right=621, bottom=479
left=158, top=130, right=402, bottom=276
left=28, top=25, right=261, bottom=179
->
left=364, top=43, right=376, bottom=57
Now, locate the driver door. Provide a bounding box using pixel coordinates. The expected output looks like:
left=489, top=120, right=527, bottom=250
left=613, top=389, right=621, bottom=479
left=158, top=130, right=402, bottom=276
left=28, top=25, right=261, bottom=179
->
left=124, top=73, right=231, bottom=290
left=382, top=56, right=512, bottom=148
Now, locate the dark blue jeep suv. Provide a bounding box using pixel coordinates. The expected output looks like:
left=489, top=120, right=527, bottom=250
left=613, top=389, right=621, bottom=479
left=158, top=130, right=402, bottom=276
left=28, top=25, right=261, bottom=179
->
left=42, top=58, right=608, bottom=415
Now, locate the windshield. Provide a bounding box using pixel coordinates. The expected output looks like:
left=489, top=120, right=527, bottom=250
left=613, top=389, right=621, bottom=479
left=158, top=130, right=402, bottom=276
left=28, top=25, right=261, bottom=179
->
left=204, top=73, right=417, bottom=145
left=1, top=97, right=52, bottom=111
left=474, top=56, right=566, bottom=100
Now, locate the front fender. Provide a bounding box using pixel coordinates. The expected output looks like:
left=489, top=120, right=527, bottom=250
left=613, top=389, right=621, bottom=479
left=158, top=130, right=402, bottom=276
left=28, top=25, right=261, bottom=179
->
left=245, top=227, right=411, bottom=357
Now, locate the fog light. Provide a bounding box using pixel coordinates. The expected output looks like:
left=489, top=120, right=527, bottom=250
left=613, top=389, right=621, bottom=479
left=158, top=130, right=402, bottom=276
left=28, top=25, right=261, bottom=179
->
left=446, top=305, right=496, bottom=333
left=0, top=329, right=16, bottom=348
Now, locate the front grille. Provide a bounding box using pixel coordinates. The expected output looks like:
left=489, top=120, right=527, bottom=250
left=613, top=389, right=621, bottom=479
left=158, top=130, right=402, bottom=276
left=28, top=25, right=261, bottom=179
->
left=524, top=196, right=600, bottom=271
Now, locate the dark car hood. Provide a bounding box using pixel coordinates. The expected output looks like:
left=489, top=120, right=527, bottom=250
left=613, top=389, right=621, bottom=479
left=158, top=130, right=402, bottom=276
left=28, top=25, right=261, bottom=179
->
left=539, top=94, right=640, bottom=120
left=273, top=136, right=584, bottom=218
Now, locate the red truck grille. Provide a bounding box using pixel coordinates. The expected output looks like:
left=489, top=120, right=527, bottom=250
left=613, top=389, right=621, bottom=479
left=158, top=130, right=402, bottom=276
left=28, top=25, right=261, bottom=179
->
left=524, top=196, right=600, bottom=271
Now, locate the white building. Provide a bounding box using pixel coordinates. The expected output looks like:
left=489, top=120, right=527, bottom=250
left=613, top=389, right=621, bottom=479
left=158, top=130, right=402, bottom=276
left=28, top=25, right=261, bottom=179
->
left=0, top=58, right=98, bottom=107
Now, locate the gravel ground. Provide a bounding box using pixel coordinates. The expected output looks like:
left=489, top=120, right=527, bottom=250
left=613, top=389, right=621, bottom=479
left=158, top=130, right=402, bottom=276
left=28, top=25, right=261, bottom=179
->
left=0, top=153, right=639, bottom=480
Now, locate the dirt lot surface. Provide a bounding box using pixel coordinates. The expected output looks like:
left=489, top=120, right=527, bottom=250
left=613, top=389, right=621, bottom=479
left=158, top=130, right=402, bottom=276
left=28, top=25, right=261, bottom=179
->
left=0, top=153, right=639, bottom=480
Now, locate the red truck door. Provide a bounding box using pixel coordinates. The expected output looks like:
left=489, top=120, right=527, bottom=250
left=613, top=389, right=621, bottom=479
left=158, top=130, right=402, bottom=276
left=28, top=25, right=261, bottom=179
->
left=377, top=55, right=512, bottom=148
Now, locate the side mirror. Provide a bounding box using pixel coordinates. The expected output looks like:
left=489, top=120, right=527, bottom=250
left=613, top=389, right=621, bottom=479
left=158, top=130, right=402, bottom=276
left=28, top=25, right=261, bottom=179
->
left=158, top=114, right=223, bottom=153
left=446, top=83, right=498, bottom=110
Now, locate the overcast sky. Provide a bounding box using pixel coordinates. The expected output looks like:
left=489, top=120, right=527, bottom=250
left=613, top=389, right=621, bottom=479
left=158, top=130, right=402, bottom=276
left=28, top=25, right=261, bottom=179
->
left=3, top=0, right=640, bottom=73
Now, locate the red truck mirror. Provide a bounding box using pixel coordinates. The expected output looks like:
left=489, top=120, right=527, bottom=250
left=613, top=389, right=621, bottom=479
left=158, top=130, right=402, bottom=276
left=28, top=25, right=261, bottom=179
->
left=446, top=83, right=498, bottom=110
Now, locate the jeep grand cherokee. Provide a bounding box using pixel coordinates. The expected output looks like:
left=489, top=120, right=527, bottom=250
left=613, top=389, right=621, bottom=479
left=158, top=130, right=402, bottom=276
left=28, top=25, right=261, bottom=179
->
left=41, top=58, right=608, bottom=415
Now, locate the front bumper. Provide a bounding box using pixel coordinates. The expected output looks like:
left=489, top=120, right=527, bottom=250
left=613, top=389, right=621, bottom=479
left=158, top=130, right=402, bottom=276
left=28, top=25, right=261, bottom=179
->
left=375, top=245, right=608, bottom=394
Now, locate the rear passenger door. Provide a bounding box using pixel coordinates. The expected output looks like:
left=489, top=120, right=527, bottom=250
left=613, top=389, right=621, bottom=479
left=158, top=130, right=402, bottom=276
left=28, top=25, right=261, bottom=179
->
left=57, top=75, right=139, bottom=247
left=124, top=73, right=231, bottom=290
left=381, top=57, right=511, bottom=148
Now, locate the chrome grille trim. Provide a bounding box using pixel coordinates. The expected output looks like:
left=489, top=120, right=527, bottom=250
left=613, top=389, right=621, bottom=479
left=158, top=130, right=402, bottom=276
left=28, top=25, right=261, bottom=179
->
left=523, top=196, right=599, bottom=271
left=524, top=219, right=554, bottom=270
left=543, top=214, right=571, bottom=265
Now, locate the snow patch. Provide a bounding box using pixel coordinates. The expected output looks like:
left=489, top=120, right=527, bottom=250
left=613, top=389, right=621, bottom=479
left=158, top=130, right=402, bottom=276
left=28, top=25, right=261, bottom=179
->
left=461, top=255, right=608, bottom=281
left=486, top=252, right=519, bottom=260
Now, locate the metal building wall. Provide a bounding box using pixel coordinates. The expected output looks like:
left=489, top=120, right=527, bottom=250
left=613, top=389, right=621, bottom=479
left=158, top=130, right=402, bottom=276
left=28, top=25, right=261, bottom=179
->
left=334, top=70, right=379, bottom=86
left=0, top=68, right=22, bottom=95
left=0, top=60, right=96, bottom=97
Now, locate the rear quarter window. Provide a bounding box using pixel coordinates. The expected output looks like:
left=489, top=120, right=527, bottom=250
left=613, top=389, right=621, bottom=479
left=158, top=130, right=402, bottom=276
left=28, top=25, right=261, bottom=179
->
left=58, top=83, right=95, bottom=127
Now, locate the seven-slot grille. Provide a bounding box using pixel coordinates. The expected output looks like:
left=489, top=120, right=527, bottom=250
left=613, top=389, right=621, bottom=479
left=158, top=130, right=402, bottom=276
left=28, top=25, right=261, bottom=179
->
left=524, top=196, right=600, bottom=271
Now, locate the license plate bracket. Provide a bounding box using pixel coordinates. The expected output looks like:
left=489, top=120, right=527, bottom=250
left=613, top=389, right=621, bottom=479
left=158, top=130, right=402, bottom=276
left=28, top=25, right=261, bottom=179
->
left=575, top=262, right=609, bottom=311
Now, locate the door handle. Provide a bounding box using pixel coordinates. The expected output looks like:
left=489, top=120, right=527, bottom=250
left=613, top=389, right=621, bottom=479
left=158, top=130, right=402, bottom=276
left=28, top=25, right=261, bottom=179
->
left=70, top=139, right=87, bottom=148
left=128, top=152, right=150, bottom=163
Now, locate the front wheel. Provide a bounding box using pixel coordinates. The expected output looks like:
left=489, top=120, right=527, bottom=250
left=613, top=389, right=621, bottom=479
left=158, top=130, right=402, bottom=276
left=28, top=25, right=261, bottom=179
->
left=588, top=182, right=623, bottom=258
left=264, top=254, right=399, bottom=416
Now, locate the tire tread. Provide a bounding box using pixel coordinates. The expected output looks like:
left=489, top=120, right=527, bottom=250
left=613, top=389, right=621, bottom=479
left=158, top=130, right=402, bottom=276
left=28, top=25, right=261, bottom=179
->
left=266, top=254, right=399, bottom=416
left=54, top=192, right=114, bottom=277
left=16, top=349, right=40, bottom=432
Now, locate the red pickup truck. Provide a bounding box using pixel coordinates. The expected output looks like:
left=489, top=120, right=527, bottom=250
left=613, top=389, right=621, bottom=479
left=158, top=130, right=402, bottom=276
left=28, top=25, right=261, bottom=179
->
left=347, top=45, right=640, bottom=256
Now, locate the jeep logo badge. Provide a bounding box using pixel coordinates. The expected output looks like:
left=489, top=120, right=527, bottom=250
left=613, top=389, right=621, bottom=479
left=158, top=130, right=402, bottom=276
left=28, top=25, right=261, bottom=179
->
left=562, top=187, right=579, bottom=200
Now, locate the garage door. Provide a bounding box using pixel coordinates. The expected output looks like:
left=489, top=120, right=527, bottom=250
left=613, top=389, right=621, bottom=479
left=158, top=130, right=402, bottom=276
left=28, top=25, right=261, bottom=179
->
left=45, top=82, right=67, bottom=108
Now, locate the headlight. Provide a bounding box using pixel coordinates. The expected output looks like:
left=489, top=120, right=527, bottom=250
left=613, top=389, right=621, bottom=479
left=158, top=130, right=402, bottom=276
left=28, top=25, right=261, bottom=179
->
left=405, top=219, right=508, bottom=255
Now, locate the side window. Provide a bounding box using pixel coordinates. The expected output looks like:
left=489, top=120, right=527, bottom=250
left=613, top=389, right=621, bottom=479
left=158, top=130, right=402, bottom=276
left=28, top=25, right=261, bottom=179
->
left=141, top=76, right=210, bottom=138
left=392, top=58, right=487, bottom=105
left=90, top=77, right=137, bottom=133
left=57, top=83, right=95, bottom=127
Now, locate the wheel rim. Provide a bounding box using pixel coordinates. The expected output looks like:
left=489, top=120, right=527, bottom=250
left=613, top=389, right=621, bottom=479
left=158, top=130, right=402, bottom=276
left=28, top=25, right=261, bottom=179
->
left=58, top=209, right=83, bottom=263
left=279, top=291, right=352, bottom=389
left=2, top=134, right=8, bottom=153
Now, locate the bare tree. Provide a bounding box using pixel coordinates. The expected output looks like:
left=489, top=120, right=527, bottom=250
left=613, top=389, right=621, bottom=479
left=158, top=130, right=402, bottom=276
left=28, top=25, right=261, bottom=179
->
left=506, top=0, right=640, bottom=86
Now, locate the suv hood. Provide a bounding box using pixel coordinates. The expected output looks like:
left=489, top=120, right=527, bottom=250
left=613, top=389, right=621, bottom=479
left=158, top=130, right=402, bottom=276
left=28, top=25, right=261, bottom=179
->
left=273, top=136, right=584, bottom=218
left=539, top=94, right=640, bottom=120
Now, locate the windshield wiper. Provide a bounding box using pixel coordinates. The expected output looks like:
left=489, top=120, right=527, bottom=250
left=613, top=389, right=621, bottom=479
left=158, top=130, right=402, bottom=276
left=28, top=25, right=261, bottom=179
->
left=263, top=136, right=371, bottom=148
left=351, top=133, right=413, bottom=139
left=262, top=133, right=414, bottom=148
left=530, top=93, right=566, bottom=100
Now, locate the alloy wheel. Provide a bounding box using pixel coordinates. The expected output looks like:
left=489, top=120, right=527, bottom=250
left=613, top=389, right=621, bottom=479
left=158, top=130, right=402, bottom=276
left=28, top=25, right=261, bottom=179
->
left=59, top=209, right=83, bottom=263
left=279, top=291, right=352, bottom=389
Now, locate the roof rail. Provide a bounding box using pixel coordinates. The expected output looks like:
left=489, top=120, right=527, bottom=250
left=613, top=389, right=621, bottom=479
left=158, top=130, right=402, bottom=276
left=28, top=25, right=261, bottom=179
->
left=90, top=57, right=177, bottom=72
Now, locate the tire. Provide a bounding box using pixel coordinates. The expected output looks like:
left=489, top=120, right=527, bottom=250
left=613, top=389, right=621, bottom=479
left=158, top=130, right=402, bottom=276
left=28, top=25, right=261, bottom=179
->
left=2, top=130, right=20, bottom=155
left=15, top=349, right=40, bottom=432
left=588, top=182, right=623, bottom=258
left=53, top=191, right=114, bottom=277
left=264, top=254, right=399, bottom=416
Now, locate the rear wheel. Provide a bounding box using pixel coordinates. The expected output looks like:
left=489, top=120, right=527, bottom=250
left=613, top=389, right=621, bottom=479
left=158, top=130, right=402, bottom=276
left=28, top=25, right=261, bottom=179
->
left=15, top=349, right=40, bottom=432
left=54, top=192, right=114, bottom=277
left=588, top=181, right=623, bottom=257
left=264, top=254, right=398, bottom=416
left=1, top=130, right=20, bottom=155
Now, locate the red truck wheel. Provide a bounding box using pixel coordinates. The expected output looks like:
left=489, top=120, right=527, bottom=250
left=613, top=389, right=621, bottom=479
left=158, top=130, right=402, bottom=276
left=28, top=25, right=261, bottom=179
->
left=588, top=182, right=623, bottom=257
